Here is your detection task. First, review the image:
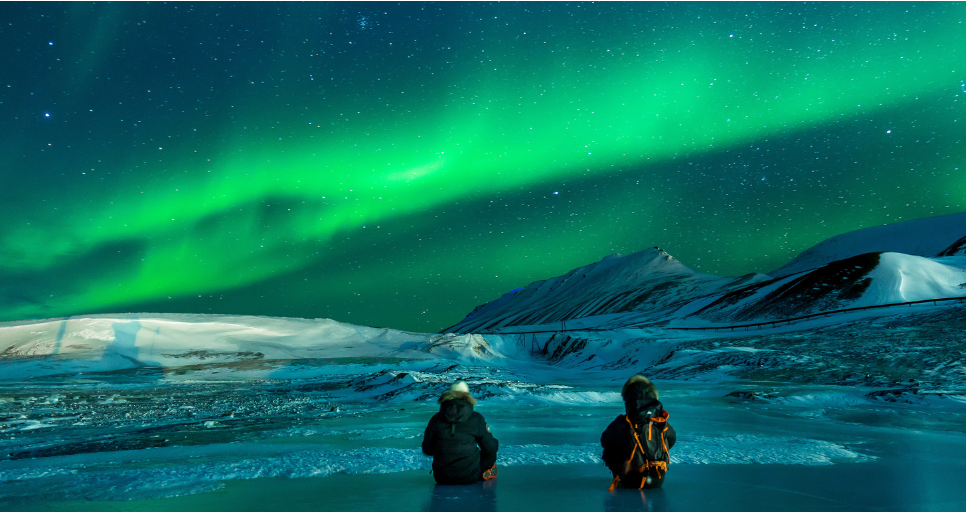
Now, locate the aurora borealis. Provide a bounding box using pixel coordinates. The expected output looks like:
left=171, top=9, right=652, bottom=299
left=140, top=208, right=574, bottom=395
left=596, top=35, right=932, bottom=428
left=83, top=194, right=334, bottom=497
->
left=1, top=2, right=965, bottom=332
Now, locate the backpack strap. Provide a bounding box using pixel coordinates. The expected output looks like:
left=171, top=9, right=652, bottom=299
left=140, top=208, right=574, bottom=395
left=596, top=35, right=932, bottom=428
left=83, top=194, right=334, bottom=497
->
left=628, top=415, right=648, bottom=461
left=660, top=424, right=669, bottom=454
left=607, top=474, right=621, bottom=491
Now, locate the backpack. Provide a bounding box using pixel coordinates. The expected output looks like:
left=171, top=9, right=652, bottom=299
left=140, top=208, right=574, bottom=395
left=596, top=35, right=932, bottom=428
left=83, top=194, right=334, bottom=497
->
left=607, top=413, right=671, bottom=491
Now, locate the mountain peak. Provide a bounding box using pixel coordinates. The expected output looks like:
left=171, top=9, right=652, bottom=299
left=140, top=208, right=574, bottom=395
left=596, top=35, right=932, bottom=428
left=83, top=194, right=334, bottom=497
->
left=444, top=247, right=721, bottom=332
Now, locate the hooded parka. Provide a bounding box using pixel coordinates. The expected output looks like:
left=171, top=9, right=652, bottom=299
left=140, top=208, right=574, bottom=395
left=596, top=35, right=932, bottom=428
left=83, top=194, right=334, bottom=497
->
left=422, top=386, right=499, bottom=485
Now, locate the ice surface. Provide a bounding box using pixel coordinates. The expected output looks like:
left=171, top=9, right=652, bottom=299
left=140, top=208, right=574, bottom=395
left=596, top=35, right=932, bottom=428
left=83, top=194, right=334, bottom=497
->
left=3, top=384, right=963, bottom=511
left=0, top=399, right=878, bottom=504
left=0, top=436, right=869, bottom=498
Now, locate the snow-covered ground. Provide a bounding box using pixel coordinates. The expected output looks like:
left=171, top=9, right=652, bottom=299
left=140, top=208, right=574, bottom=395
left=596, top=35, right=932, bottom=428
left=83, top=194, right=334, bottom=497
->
left=2, top=305, right=966, bottom=510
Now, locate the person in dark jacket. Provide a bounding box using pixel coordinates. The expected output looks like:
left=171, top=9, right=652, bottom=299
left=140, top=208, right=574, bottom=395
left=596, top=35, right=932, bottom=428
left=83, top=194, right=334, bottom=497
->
left=422, top=381, right=499, bottom=485
left=601, top=375, right=677, bottom=490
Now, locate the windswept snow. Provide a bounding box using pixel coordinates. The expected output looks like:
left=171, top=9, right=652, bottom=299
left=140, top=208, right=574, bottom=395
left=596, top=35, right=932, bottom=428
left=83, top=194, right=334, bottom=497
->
left=0, top=314, right=437, bottom=362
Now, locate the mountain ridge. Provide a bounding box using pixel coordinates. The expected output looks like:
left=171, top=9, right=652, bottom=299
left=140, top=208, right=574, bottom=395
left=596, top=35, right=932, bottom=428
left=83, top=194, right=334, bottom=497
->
left=769, top=211, right=966, bottom=277
left=445, top=212, right=966, bottom=333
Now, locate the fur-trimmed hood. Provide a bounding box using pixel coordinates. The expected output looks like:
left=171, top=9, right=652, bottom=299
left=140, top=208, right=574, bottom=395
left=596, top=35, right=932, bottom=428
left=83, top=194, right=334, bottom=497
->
left=438, top=384, right=476, bottom=425
left=622, top=375, right=662, bottom=423
left=621, top=375, right=658, bottom=401
left=438, top=389, right=477, bottom=405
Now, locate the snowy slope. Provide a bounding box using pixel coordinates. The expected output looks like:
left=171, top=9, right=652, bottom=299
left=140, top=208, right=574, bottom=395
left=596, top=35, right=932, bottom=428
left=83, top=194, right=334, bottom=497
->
left=939, top=235, right=966, bottom=257
left=0, top=314, right=505, bottom=381
left=446, top=248, right=770, bottom=332
left=689, top=252, right=966, bottom=323
left=769, top=212, right=966, bottom=277
left=863, top=253, right=966, bottom=304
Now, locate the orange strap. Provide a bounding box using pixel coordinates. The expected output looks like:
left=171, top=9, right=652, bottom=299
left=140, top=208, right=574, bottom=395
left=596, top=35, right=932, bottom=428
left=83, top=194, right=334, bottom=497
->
left=627, top=416, right=646, bottom=456
left=607, top=475, right=621, bottom=492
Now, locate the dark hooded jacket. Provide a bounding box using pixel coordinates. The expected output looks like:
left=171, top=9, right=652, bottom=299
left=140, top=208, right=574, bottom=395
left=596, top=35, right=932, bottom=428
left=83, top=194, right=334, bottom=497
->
left=422, top=390, right=499, bottom=485
left=600, top=377, right=676, bottom=489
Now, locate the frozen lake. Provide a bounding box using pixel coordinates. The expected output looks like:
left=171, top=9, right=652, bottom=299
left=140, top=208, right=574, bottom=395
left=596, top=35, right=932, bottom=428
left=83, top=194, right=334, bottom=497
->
left=4, top=380, right=966, bottom=512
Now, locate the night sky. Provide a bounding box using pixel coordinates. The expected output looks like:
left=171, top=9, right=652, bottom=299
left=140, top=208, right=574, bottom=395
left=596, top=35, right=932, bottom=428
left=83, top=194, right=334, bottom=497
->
left=2, top=2, right=964, bottom=332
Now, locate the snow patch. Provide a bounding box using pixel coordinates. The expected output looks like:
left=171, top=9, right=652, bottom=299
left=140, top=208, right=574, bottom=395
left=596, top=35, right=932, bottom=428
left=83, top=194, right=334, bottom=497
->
left=66, top=329, right=115, bottom=341
left=859, top=252, right=966, bottom=305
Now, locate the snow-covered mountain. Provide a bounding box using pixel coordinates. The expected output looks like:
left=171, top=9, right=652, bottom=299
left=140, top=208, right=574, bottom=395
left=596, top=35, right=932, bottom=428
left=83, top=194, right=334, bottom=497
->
left=769, top=211, right=966, bottom=277
left=691, top=252, right=966, bottom=323
left=446, top=213, right=966, bottom=332
left=939, top=235, right=966, bottom=257
left=0, top=314, right=502, bottom=382
left=445, top=248, right=771, bottom=332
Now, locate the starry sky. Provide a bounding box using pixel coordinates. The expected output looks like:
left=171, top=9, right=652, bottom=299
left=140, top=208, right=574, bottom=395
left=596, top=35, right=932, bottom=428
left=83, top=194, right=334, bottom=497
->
left=2, top=2, right=964, bottom=332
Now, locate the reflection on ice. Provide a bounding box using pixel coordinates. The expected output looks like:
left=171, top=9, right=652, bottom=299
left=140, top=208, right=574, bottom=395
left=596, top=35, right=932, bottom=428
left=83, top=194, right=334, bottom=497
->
left=424, top=481, right=497, bottom=512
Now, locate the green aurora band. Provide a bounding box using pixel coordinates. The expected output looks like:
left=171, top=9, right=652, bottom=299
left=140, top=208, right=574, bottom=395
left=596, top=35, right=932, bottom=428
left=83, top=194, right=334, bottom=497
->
left=1, top=2, right=965, bottom=330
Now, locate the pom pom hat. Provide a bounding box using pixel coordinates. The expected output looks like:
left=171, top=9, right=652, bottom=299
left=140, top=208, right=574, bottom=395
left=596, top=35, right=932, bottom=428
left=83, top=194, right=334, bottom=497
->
left=438, top=380, right=476, bottom=405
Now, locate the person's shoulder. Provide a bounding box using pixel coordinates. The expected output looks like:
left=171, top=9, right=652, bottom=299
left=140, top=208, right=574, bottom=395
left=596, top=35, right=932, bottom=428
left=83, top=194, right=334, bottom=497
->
left=470, top=411, right=497, bottom=438
left=470, top=411, right=494, bottom=428
left=603, top=414, right=626, bottom=430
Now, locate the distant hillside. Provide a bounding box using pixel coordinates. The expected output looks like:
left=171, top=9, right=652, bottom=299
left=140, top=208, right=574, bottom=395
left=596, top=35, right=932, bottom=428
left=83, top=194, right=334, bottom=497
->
left=690, top=252, right=966, bottom=323
left=445, top=248, right=770, bottom=332
left=769, top=212, right=966, bottom=277
left=446, top=212, right=966, bottom=332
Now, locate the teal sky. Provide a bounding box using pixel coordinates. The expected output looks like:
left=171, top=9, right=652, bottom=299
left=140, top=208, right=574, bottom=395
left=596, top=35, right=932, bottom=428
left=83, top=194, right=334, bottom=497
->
left=1, top=2, right=964, bottom=331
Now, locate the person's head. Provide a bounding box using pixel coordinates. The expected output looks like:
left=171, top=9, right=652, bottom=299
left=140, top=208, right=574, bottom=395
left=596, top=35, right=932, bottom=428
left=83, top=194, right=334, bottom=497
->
left=622, top=375, right=658, bottom=400
left=621, top=375, right=660, bottom=420
left=438, top=380, right=477, bottom=405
